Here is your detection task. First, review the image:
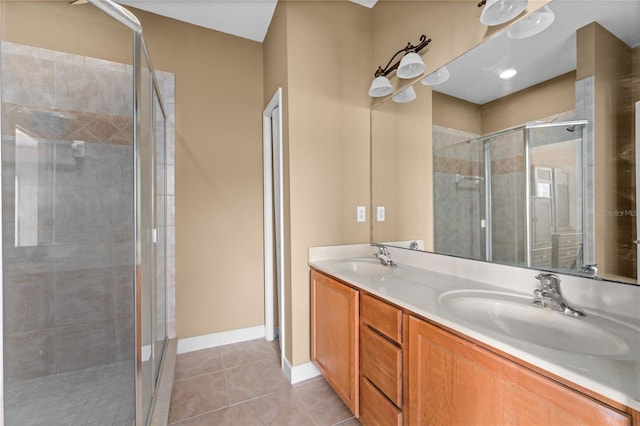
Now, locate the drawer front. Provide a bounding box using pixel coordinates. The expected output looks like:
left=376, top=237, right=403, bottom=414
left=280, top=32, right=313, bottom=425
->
left=531, top=248, right=552, bottom=266
left=553, top=233, right=582, bottom=246
left=362, top=326, right=402, bottom=407
left=362, top=294, right=402, bottom=343
left=360, top=378, right=402, bottom=426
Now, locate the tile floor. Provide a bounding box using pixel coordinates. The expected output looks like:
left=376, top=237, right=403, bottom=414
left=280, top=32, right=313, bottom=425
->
left=4, top=360, right=134, bottom=426
left=168, top=338, right=361, bottom=426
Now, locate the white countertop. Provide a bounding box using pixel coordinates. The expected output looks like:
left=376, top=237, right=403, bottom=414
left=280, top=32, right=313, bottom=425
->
left=309, top=244, right=640, bottom=411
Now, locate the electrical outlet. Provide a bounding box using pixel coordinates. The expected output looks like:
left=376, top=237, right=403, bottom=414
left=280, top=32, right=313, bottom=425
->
left=377, top=206, right=385, bottom=222
left=357, top=206, right=366, bottom=222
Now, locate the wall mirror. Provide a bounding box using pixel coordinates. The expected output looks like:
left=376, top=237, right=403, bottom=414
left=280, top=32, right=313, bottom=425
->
left=371, top=0, right=640, bottom=284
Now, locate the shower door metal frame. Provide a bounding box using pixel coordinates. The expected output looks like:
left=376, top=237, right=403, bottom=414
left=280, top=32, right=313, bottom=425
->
left=483, top=140, right=493, bottom=262
left=135, top=31, right=169, bottom=425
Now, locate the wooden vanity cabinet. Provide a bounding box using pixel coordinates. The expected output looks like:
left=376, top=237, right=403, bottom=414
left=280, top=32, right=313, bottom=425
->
left=408, top=315, right=633, bottom=426
left=310, top=269, right=638, bottom=426
left=360, top=294, right=405, bottom=425
left=310, top=270, right=360, bottom=416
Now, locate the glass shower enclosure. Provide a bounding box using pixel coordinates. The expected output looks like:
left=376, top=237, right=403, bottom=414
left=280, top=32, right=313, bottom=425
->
left=0, top=0, right=169, bottom=424
left=434, top=120, right=589, bottom=274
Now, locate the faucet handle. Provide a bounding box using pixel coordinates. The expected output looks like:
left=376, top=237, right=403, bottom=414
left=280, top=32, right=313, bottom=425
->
left=535, top=273, right=561, bottom=292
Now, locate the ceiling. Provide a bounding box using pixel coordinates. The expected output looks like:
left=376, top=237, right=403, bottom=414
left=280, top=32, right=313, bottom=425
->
left=117, top=0, right=377, bottom=43
left=430, top=1, right=640, bottom=105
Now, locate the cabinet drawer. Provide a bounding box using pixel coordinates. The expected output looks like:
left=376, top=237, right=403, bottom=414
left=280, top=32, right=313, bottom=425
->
left=362, top=294, right=402, bottom=343
left=360, top=378, right=402, bottom=426
left=552, top=233, right=582, bottom=246
left=362, top=326, right=402, bottom=407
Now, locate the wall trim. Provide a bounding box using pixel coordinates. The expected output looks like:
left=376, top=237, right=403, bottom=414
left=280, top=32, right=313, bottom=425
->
left=177, top=325, right=265, bottom=354
left=283, top=356, right=321, bottom=385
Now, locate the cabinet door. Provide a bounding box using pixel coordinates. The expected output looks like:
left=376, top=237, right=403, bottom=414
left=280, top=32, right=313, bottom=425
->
left=311, top=270, right=359, bottom=416
left=408, top=316, right=631, bottom=426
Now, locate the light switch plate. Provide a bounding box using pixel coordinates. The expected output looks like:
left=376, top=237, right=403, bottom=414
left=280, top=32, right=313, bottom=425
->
left=357, top=206, right=366, bottom=222
left=377, top=206, right=385, bottom=222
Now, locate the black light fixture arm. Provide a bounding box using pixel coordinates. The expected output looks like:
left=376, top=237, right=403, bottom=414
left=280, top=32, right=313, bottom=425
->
left=374, top=34, right=431, bottom=77
left=477, top=0, right=487, bottom=7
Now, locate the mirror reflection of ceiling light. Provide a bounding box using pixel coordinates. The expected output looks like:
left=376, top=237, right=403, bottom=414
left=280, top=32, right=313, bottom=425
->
left=499, top=68, right=517, bottom=79
left=507, top=5, right=555, bottom=39
left=421, top=66, right=450, bottom=86
left=478, top=0, right=528, bottom=26
left=392, top=86, right=417, bottom=103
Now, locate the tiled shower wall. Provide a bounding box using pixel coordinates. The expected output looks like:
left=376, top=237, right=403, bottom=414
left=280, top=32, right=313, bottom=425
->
left=1, top=41, right=175, bottom=382
left=433, top=125, right=485, bottom=260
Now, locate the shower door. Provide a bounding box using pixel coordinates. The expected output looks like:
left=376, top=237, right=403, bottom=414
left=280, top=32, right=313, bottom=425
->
left=0, top=1, right=169, bottom=424
left=526, top=121, right=586, bottom=272
left=135, top=36, right=168, bottom=423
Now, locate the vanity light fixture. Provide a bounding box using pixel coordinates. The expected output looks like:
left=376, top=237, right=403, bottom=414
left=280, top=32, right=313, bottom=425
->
left=392, top=86, right=417, bottom=103
left=499, top=68, right=518, bottom=79
left=368, top=34, right=431, bottom=97
left=421, top=66, right=450, bottom=86
left=478, top=0, right=528, bottom=26
left=507, top=5, right=555, bottom=39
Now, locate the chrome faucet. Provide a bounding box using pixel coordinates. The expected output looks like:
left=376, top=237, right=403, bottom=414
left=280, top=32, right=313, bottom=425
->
left=371, top=244, right=397, bottom=268
left=532, top=273, right=585, bottom=317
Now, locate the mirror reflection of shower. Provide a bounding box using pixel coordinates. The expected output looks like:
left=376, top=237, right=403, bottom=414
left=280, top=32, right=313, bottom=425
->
left=433, top=119, right=589, bottom=275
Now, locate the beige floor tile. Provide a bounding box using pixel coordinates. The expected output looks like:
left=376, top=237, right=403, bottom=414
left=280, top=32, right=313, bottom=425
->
left=168, top=372, right=230, bottom=423
left=174, top=347, right=223, bottom=381
left=170, top=407, right=234, bottom=425
left=295, top=377, right=354, bottom=426
left=224, top=358, right=290, bottom=403
left=230, top=388, right=315, bottom=426
left=220, top=338, right=278, bottom=369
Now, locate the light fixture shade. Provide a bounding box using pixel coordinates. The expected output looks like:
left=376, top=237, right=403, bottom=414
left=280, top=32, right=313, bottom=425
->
left=396, top=52, right=426, bottom=79
left=421, top=66, right=450, bottom=86
left=392, top=86, right=416, bottom=103
left=480, top=0, right=528, bottom=26
left=368, top=76, right=393, bottom=97
left=507, top=5, right=555, bottom=39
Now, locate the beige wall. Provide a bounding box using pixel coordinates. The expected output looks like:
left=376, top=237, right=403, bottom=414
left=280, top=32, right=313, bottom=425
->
left=577, top=23, right=635, bottom=280
left=133, top=11, right=265, bottom=338
left=432, top=72, right=575, bottom=136
left=372, top=84, right=433, bottom=249
left=263, top=2, right=294, bottom=359
left=278, top=1, right=372, bottom=365
left=481, top=72, right=576, bottom=134
left=3, top=2, right=266, bottom=339
left=2, top=1, right=132, bottom=63
left=432, top=91, right=482, bottom=134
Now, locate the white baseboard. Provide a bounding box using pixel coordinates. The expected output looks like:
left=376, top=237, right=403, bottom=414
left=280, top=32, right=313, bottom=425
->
left=283, top=356, right=321, bottom=385
left=177, top=325, right=265, bottom=354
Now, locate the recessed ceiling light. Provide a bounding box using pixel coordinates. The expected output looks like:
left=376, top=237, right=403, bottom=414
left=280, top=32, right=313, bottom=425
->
left=499, top=68, right=517, bottom=79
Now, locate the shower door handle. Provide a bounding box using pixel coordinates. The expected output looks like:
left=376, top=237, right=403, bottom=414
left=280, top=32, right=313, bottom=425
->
left=149, top=228, right=158, bottom=244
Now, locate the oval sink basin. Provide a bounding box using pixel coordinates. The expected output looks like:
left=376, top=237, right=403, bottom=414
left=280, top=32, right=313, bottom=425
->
left=331, top=257, right=398, bottom=277
left=439, top=290, right=640, bottom=359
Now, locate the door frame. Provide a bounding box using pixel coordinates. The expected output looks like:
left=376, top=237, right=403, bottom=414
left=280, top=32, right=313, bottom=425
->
left=263, top=88, right=285, bottom=367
